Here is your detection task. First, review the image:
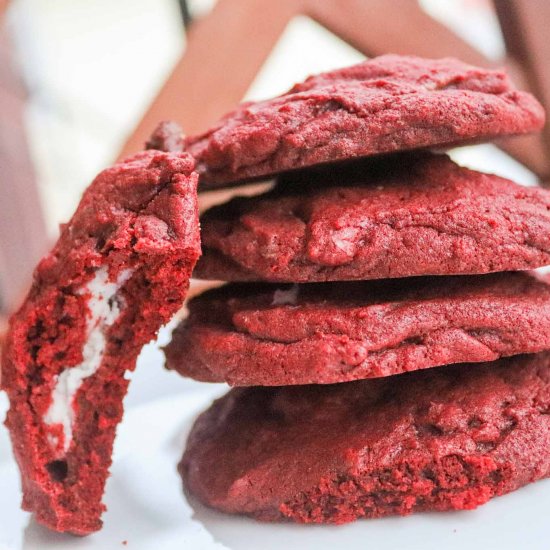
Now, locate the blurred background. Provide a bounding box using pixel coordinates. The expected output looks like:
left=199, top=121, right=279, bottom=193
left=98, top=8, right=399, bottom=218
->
left=1, top=2, right=550, bottom=546
left=0, top=0, right=548, bottom=315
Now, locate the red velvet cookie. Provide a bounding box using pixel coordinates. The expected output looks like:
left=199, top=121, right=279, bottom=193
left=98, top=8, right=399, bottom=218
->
left=165, top=272, right=550, bottom=386
left=1, top=151, right=200, bottom=534
left=180, top=352, right=550, bottom=523
left=181, top=55, right=544, bottom=188
left=195, top=154, right=550, bottom=283
left=146, top=120, right=185, bottom=153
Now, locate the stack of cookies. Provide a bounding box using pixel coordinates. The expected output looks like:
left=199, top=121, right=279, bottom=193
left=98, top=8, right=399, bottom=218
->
left=3, top=54, right=549, bottom=535
left=165, top=55, right=550, bottom=523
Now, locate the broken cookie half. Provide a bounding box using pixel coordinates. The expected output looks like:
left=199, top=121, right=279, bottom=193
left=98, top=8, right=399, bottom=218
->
left=1, top=150, right=200, bottom=534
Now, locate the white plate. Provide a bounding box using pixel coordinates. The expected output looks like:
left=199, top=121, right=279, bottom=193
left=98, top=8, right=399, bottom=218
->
left=0, top=384, right=549, bottom=550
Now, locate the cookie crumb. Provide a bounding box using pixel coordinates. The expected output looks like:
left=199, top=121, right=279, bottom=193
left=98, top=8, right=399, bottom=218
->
left=146, top=121, right=184, bottom=152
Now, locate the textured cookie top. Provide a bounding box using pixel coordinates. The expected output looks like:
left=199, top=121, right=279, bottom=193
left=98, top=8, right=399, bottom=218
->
left=166, top=272, right=550, bottom=385
left=180, top=353, right=550, bottom=521
left=181, top=55, right=544, bottom=188
left=20, top=151, right=197, bottom=293
left=195, top=154, right=550, bottom=283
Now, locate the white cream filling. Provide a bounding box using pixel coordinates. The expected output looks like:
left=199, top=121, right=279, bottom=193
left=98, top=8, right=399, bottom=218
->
left=272, top=285, right=300, bottom=306
left=44, top=267, right=132, bottom=451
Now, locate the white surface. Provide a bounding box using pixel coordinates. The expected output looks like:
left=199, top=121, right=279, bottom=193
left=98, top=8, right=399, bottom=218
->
left=1, top=378, right=549, bottom=550
left=44, top=268, right=132, bottom=451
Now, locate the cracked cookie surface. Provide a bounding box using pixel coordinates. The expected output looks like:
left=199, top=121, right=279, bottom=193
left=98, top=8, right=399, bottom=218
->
left=180, top=353, right=550, bottom=523
left=195, top=154, right=550, bottom=283
left=166, top=272, right=550, bottom=385
left=182, top=55, right=544, bottom=188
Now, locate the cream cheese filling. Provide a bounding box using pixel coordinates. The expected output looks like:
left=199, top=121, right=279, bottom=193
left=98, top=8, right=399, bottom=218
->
left=44, top=267, right=132, bottom=451
left=272, top=285, right=300, bottom=306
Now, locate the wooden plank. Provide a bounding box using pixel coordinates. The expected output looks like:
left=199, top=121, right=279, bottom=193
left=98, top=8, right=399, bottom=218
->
left=308, top=0, right=490, bottom=62
left=0, top=24, right=25, bottom=99
left=494, top=0, right=550, bottom=179
left=0, top=0, right=8, bottom=19
left=0, top=28, right=49, bottom=313
left=118, top=0, right=303, bottom=159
